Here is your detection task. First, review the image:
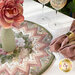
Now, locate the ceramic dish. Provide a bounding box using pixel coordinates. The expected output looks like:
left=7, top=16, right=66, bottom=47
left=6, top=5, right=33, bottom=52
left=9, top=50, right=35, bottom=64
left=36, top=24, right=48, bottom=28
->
left=0, top=21, right=55, bottom=75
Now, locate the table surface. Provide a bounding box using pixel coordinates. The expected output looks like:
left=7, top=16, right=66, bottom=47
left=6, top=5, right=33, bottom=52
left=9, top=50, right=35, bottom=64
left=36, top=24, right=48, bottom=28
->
left=23, top=0, right=75, bottom=75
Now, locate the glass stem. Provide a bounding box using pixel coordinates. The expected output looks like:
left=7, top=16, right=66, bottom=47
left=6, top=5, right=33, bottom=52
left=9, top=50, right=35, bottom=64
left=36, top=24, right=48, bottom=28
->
left=42, top=4, right=45, bottom=19
left=55, top=10, right=58, bottom=26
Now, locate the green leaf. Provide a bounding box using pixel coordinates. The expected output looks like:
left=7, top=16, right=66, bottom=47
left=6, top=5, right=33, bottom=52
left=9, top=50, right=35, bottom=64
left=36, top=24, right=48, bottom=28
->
left=0, top=55, right=3, bottom=58
left=73, top=0, right=75, bottom=4
left=7, top=55, right=13, bottom=60
left=67, top=2, right=75, bottom=12
left=1, top=56, right=7, bottom=64
left=0, top=44, right=2, bottom=48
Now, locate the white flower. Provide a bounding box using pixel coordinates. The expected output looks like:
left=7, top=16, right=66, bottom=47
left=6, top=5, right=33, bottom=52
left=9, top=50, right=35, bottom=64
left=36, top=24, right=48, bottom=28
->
left=15, top=38, right=25, bottom=47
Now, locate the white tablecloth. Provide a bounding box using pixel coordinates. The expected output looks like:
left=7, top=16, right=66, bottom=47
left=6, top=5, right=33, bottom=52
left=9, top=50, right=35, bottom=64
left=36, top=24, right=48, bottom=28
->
left=23, top=0, right=75, bottom=75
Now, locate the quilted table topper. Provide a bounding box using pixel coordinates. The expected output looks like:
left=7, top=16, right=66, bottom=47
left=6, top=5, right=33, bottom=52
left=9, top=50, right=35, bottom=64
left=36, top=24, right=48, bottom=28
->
left=0, top=21, right=55, bottom=75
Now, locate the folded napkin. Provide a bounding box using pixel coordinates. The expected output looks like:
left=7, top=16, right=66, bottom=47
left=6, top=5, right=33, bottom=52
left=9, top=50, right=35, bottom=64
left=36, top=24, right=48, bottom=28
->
left=50, top=20, right=75, bottom=60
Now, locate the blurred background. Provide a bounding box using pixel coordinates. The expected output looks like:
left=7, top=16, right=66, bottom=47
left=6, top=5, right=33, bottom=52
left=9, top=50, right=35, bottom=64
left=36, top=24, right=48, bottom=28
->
left=34, top=0, right=75, bottom=18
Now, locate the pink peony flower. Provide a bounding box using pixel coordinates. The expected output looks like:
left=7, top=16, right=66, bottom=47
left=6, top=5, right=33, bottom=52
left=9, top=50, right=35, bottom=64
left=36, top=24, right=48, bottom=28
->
left=16, top=0, right=24, bottom=4
left=0, top=0, right=24, bottom=29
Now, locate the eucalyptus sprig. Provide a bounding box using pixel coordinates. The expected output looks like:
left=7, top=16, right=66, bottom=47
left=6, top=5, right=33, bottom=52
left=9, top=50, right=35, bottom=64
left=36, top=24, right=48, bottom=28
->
left=0, top=48, right=21, bottom=64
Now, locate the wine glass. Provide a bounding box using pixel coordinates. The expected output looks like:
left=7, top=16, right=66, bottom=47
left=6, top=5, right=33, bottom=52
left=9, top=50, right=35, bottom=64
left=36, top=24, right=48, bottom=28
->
left=38, top=0, right=50, bottom=20
left=50, top=0, right=67, bottom=26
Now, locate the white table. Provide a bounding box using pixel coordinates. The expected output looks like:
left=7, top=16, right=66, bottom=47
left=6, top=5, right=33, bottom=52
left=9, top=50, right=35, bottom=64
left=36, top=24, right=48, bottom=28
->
left=23, top=0, right=75, bottom=75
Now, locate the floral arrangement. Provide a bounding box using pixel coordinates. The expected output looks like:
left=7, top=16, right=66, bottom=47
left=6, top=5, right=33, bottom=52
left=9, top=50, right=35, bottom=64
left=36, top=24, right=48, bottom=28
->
left=0, top=1, right=55, bottom=74
left=0, top=0, right=24, bottom=28
left=0, top=32, right=33, bottom=64
left=0, top=0, right=30, bottom=64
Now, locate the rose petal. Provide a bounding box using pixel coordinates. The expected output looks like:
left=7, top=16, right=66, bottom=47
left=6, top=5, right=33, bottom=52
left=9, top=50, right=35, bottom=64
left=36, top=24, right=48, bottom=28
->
left=3, top=15, right=14, bottom=23
left=14, top=14, right=24, bottom=23
left=16, top=0, right=24, bottom=4
left=0, top=0, right=24, bottom=28
left=4, top=7, right=19, bottom=18
left=5, top=0, right=15, bottom=5
left=12, top=22, right=20, bottom=27
left=13, top=7, right=19, bottom=16
left=1, top=7, right=14, bottom=23
left=0, top=0, right=4, bottom=9
left=0, top=9, right=2, bottom=17
left=13, top=14, right=24, bottom=27
left=0, top=17, right=12, bottom=29
left=0, top=1, right=4, bottom=17
left=5, top=10, right=14, bottom=18
left=17, top=4, right=23, bottom=14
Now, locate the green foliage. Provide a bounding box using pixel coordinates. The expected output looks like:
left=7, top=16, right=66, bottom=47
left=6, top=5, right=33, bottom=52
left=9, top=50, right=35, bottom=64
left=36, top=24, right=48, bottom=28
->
left=16, top=32, right=33, bottom=52
left=0, top=32, right=33, bottom=64
left=67, top=1, right=75, bottom=12
left=16, top=32, right=33, bottom=54
left=0, top=48, right=21, bottom=64
left=73, top=0, right=75, bottom=3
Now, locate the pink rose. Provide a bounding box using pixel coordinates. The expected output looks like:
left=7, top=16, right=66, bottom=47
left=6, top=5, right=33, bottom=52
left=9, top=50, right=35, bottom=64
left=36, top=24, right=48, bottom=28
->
left=0, top=0, right=24, bottom=29
left=16, top=0, right=24, bottom=4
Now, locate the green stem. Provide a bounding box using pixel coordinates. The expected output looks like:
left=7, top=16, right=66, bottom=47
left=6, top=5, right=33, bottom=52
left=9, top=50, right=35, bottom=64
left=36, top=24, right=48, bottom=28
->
left=1, top=28, right=16, bottom=52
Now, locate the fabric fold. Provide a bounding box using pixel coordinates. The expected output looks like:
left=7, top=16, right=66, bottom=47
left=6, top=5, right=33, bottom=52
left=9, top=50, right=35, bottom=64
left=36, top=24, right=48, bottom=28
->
left=50, top=20, right=75, bottom=60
